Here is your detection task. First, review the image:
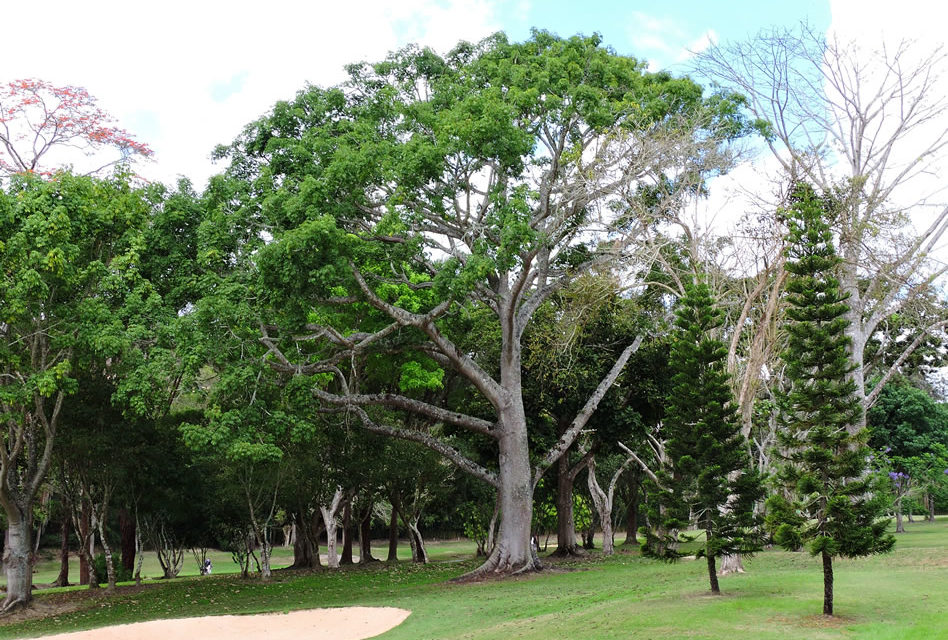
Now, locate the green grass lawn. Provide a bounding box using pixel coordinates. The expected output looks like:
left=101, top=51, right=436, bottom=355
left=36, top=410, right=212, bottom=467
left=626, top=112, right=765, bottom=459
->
left=4, top=519, right=947, bottom=639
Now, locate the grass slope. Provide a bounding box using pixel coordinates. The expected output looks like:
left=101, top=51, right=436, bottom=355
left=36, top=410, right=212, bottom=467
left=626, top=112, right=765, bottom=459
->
left=3, top=519, right=946, bottom=640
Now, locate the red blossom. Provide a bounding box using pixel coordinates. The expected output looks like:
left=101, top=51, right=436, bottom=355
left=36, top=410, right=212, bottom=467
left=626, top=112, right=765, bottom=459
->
left=0, top=77, right=153, bottom=177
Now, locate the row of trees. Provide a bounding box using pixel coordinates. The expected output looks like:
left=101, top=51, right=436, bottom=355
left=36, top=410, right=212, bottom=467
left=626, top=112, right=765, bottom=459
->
left=3, top=25, right=948, bottom=617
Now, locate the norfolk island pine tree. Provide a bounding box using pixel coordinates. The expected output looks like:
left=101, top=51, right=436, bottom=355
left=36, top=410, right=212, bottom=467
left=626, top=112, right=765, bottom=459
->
left=767, top=182, right=894, bottom=616
left=641, top=277, right=763, bottom=594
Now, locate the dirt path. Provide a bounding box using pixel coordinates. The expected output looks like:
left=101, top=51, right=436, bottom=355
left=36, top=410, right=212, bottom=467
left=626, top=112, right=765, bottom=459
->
left=35, top=607, right=411, bottom=639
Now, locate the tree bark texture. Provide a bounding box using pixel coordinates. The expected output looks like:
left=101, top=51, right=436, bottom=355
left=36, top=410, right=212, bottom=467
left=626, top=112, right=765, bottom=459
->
left=340, top=500, right=354, bottom=565
left=586, top=456, right=615, bottom=555
left=386, top=507, right=399, bottom=562
left=78, top=501, right=90, bottom=586
left=822, top=550, right=834, bottom=616
left=291, top=511, right=323, bottom=569
left=2, top=516, right=33, bottom=610
left=623, top=476, right=639, bottom=546
left=707, top=549, right=721, bottom=595
left=53, top=516, right=70, bottom=587
left=462, top=406, right=538, bottom=578
left=719, top=552, right=745, bottom=575
left=358, top=504, right=377, bottom=563
left=551, top=453, right=583, bottom=557
left=320, top=488, right=346, bottom=569
left=96, top=505, right=116, bottom=589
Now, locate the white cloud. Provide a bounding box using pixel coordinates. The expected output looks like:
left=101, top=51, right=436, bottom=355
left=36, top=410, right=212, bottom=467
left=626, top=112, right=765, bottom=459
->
left=3, top=0, right=504, bottom=188
left=676, top=29, right=718, bottom=63
left=625, top=13, right=717, bottom=71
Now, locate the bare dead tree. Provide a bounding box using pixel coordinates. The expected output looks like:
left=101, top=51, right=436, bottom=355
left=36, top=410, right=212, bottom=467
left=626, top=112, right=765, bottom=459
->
left=698, top=24, right=948, bottom=425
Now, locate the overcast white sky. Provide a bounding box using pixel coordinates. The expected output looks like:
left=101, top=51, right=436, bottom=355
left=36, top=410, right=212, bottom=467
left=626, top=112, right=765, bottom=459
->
left=3, top=0, right=943, bottom=192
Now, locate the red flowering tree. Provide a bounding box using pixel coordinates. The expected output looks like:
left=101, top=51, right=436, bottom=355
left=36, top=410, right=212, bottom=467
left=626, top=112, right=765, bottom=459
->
left=0, top=78, right=152, bottom=177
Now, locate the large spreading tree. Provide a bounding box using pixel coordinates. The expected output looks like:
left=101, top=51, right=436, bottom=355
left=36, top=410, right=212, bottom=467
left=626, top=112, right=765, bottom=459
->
left=210, top=31, right=751, bottom=576
left=768, top=183, right=894, bottom=616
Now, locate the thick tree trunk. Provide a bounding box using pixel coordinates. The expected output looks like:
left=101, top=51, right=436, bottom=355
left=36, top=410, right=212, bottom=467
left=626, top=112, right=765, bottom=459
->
left=927, top=493, right=936, bottom=523
left=822, top=550, right=834, bottom=616
left=623, top=477, right=639, bottom=546
left=359, top=505, right=377, bottom=563
left=53, top=517, right=70, bottom=587
left=1, top=515, right=34, bottom=611
left=291, top=511, right=322, bottom=569
left=550, top=454, right=584, bottom=557
left=386, top=506, right=399, bottom=562
left=461, top=408, right=538, bottom=579
left=587, top=457, right=615, bottom=555
left=582, top=524, right=596, bottom=549
left=119, top=508, right=136, bottom=572
left=340, top=500, right=354, bottom=565
left=719, top=553, right=745, bottom=575
left=322, top=517, right=339, bottom=569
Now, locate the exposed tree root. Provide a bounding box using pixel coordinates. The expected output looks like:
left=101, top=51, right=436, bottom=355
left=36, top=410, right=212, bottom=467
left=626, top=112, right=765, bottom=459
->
left=0, top=595, right=31, bottom=616
left=453, top=550, right=543, bottom=583
left=547, top=545, right=588, bottom=558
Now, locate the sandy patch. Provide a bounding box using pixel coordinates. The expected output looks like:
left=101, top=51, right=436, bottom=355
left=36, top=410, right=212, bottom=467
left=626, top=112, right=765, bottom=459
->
left=35, top=607, right=411, bottom=640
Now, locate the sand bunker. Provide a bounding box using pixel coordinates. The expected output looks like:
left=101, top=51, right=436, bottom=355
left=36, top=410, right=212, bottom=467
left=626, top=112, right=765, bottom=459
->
left=36, top=606, right=411, bottom=640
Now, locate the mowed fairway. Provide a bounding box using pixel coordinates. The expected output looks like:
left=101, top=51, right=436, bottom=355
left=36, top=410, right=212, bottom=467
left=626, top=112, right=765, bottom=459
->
left=4, top=518, right=946, bottom=640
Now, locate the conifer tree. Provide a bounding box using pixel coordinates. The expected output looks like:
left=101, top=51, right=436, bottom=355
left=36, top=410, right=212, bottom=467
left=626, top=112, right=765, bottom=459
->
left=768, top=183, right=894, bottom=616
left=643, top=279, right=763, bottom=594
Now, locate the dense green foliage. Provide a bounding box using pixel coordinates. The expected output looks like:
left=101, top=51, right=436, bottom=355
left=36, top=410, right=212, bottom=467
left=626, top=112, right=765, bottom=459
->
left=768, top=183, right=894, bottom=615
left=643, top=279, right=763, bottom=592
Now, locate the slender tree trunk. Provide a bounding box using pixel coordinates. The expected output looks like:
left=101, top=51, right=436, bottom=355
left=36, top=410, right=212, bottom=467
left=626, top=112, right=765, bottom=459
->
left=53, top=516, right=70, bottom=587
left=78, top=501, right=90, bottom=586
left=707, top=550, right=721, bottom=595
left=340, top=500, right=354, bottom=565
left=386, top=506, right=399, bottom=563
left=706, top=521, right=721, bottom=595
left=1, top=514, right=34, bottom=611
left=259, top=537, right=273, bottom=580
left=406, top=518, right=428, bottom=563
left=134, top=511, right=143, bottom=584
left=927, top=493, right=936, bottom=523
left=96, top=502, right=116, bottom=589
left=119, top=508, right=136, bottom=572
left=895, top=498, right=905, bottom=533
left=486, top=496, right=499, bottom=556
left=822, top=550, right=834, bottom=616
